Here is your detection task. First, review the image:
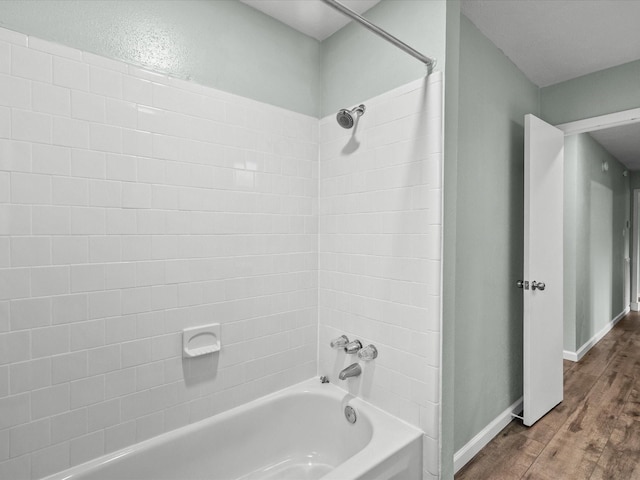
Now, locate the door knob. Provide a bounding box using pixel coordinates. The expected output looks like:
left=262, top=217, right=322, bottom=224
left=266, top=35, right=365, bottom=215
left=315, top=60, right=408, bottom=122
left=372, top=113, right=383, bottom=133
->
left=531, top=281, right=545, bottom=291
left=516, top=280, right=529, bottom=289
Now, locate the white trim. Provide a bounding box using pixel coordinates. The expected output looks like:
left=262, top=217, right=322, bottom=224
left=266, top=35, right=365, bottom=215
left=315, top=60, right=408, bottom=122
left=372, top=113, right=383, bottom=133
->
left=556, top=108, right=640, bottom=135
left=453, top=396, right=523, bottom=473
left=563, top=307, right=630, bottom=362
left=632, top=190, right=640, bottom=315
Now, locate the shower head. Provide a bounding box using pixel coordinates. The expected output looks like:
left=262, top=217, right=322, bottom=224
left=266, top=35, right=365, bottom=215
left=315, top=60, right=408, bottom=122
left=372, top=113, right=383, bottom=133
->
left=336, top=104, right=366, bottom=129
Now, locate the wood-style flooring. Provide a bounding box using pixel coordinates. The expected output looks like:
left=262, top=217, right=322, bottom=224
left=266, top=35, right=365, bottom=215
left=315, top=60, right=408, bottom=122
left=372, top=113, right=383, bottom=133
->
left=456, top=311, right=640, bottom=480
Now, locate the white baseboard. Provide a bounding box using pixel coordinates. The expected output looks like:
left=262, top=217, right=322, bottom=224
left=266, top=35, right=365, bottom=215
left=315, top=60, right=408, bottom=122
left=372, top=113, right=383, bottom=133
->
left=563, top=307, right=630, bottom=362
left=453, top=396, right=523, bottom=473
left=631, top=302, right=639, bottom=312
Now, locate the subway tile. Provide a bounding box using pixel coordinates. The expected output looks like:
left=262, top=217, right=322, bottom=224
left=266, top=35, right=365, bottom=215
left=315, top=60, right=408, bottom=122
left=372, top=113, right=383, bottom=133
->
left=29, top=37, right=81, bottom=60
left=53, top=176, right=89, bottom=206
left=122, top=129, right=152, bottom=157
left=33, top=81, right=71, bottom=116
left=9, top=358, right=51, bottom=394
left=0, top=74, right=30, bottom=109
left=104, top=263, right=136, bottom=290
left=87, top=398, right=120, bottom=431
left=32, top=206, right=71, bottom=235
left=0, top=429, right=8, bottom=461
left=0, top=366, right=7, bottom=398
left=52, top=237, right=89, bottom=265
left=89, top=180, right=122, bottom=208
left=0, top=41, right=10, bottom=74
left=10, top=297, right=51, bottom=330
left=70, top=206, right=106, bottom=235
left=12, top=109, right=52, bottom=143
left=0, top=106, right=10, bottom=139
left=90, top=66, right=122, bottom=98
left=70, top=319, right=105, bottom=351
left=9, top=418, right=51, bottom=456
left=104, top=420, right=136, bottom=453
left=105, top=367, right=136, bottom=399
left=11, top=45, right=51, bottom=82
left=31, top=325, right=69, bottom=358
left=106, top=98, right=137, bottom=128
left=10, top=236, right=51, bottom=267
left=83, top=52, right=127, bottom=73
left=11, top=172, right=51, bottom=204
left=32, top=143, right=71, bottom=175
left=89, top=236, right=122, bottom=262
left=51, top=408, right=87, bottom=443
left=0, top=456, right=30, bottom=480
left=69, top=431, right=104, bottom=467
left=87, top=290, right=122, bottom=321
left=89, top=123, right=122, bottom=153
left=31, top=443, right=70, bottom=480
left=71, top=90, right=105, bottom=122
left=0, top=238, right=7, bottom=268
left=71, top=148, right=105, bottom=178
left=71, top=264, right=105, bottom=293
left=70, top=375, right=105, bottom=408
left=51, top=351, right=87, bottom=384
left=0, top=205, right=31, bottom=235
left=87, top=345, right=121, bottom=375
left=0, top=301, right=7, bottom=332
left=53, top=116, right=90, bottom=149
left=31, top=383, right=69, bottom=419
left=0, top=393, right=30, bottom=428
left=122, top=75, right=153, bottom=105
left=31, top=265, right=70, bottom=297
left=122, top=183, right=151, bottom=209
left=54, top=56, right=89, bottom=90
left=0, top=139, right=31, bottom=172
left=0, top=331, right=30, bottom=365
left=106, top=153, right=137, bottom=181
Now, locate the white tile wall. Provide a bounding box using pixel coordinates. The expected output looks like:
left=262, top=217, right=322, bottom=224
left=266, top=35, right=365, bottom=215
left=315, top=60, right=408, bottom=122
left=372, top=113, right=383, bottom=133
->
left=318, top=75, right=443, bottom=480
left=0, top=27, right=318, bottom=479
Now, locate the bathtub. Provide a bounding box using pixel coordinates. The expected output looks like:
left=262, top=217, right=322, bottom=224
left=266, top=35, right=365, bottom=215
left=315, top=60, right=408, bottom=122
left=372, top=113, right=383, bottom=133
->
left=44, top=378, right=422, bottom=480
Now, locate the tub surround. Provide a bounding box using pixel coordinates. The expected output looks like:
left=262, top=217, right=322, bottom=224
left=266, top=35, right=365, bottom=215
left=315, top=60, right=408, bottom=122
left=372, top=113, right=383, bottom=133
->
left=318, top=74, right=443, bottom=479
left=0, top=26, right=443, bottom=480
left=0, top=26, right=317, bottom=479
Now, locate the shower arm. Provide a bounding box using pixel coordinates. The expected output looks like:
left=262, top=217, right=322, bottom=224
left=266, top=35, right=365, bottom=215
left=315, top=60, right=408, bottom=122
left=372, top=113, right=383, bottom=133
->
left=320, top=0, right=436, bottom=73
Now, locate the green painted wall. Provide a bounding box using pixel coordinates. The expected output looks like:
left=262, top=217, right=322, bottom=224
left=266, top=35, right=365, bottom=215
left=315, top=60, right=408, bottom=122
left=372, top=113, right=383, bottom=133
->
left=563, top=135, right=579, bottom=352
left=441, top=0, right=460, bottom=477
left=0, top=0, right=321, bottom=116
left=540, top=59, right=640, bottom=126
left=453, top=15, right=539, bottom=452
left=320, top=0, right=446, bottom=117
left=564, top=134, right=630, bottom=352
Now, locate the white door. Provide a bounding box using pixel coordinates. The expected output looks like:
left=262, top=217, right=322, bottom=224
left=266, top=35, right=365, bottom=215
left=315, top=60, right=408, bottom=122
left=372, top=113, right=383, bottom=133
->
left=523, top=114, right=564, bottom=427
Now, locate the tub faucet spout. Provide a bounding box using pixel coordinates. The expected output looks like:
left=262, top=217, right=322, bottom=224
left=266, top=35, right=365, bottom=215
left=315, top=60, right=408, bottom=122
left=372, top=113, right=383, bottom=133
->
left=339, top=363, right=362, bottom=380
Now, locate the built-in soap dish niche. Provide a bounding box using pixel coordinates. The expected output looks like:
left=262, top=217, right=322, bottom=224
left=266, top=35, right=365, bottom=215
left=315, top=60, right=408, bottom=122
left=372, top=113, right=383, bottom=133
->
left=183, top=323, right=221, bottom=358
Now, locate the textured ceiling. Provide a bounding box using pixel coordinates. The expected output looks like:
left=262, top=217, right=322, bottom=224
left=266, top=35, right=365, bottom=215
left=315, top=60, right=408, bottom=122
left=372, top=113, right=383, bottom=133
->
left=240, top=0, right=381, bottom=41
left=461, top=0, right=640, bottom=87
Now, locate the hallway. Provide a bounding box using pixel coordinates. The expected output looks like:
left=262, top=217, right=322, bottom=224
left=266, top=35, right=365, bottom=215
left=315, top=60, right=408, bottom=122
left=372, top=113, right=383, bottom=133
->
left=457, top=312, right=640, bottom=479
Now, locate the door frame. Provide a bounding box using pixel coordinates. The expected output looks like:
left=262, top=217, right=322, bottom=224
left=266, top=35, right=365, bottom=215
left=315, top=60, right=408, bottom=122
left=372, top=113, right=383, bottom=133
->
left=555, top=107, right=640, bottom=322
left=633, top=189, right=640, bottom=311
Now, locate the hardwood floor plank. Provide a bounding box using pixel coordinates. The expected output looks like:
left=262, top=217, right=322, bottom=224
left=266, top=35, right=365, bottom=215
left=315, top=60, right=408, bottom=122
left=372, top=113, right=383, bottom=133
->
left=456, top=422, right=545, bottom=480
left=591, top=388, right=640, bottom=480
left=455, top=313, right=640, bottom=480
left=522, top=370, right=633, bottom=480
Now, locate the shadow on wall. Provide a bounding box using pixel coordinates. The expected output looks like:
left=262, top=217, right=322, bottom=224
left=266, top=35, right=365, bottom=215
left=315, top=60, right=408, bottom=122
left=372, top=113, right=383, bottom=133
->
left=507, top=118, right=525, bottom=402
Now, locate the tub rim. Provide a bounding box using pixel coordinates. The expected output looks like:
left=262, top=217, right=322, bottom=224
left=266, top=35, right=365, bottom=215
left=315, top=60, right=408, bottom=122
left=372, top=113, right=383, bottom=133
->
left=43, top=377, right=423, bottom=480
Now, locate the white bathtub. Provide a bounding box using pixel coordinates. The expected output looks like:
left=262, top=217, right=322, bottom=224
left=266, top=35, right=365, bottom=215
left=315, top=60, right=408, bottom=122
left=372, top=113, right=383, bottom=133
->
left=44, top=378, right=422, bottom=480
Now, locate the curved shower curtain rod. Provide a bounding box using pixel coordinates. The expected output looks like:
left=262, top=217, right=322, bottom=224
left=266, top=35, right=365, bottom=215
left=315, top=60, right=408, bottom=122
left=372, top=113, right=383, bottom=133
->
left=320, top=0, right=436, bottom=73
